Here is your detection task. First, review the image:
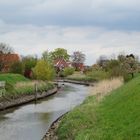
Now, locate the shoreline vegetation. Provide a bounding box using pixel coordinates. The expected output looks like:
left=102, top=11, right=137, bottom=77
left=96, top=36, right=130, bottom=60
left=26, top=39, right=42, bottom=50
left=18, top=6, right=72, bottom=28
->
left=0, top=74, right=56, bottom=111
left=0, top=87, right=57, bottom=111
left=43, top=77, right=124, bottom=140
left=0, top=73, right=93, bottom=111
left=44, top=75, right=140, bottom=140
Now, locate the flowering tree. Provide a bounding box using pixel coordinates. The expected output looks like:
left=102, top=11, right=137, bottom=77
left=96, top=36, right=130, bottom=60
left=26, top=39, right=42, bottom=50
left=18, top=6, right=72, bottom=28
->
left=122, top=55, right=139, bottom=78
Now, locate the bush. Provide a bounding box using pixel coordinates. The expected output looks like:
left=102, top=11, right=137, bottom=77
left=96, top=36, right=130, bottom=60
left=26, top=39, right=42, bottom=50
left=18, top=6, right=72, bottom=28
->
left=33, top=60, right=55, bottom=81
left=86, top=70, right=109, bottom=81
left=63, top=67, right=75, bottom=77
left=22, top=56, right=37, bottom=78
left=10, top=61, right=23, bottom=74
left=108, top=65, right=136, bottom=82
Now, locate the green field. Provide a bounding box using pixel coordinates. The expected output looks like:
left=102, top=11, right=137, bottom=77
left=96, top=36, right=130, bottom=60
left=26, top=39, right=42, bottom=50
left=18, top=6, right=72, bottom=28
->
left=57, top=75, right=140, bottom=140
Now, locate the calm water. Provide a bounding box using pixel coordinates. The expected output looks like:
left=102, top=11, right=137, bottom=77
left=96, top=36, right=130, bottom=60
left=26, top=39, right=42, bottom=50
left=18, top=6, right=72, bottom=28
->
left=0, top=83, right=89, bottom=140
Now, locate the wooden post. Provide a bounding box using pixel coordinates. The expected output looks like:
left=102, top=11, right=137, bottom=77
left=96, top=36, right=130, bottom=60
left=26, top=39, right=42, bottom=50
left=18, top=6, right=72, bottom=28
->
left=35, top=83, right=38, bottom=103
left=0, top=81, right=6, bottom=98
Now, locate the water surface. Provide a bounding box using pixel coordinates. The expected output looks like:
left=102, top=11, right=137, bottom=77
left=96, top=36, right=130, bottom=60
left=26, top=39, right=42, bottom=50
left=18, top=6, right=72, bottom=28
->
left=0, top=83, right=89, bottom=140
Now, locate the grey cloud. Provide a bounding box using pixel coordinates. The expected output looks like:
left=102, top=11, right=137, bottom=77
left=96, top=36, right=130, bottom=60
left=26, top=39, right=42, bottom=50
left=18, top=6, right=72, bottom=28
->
left=0, top=0, right=140, bottom=30
left=0, top=23, right=140, bottom=64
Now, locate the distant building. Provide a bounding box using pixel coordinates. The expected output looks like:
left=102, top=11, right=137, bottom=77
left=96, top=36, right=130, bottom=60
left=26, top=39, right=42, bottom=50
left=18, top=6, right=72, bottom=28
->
left=72, top=63, right=84, bottom=71
left=0, top=54, right=20, bottom=72
left=54, top=58, right=72, bottom=72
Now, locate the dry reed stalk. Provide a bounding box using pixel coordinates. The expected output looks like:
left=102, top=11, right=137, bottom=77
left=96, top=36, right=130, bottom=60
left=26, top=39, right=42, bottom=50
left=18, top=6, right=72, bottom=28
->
left=89, top=77, right=124, bottom=101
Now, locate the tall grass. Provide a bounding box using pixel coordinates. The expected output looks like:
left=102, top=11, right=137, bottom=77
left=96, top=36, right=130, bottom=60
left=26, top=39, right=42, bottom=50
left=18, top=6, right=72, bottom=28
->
left=0, top=74, right=54, bottom=98
left=5, top=81, right=54, bottom=98
left=89, top=77, right=123, bottom=101
left=67, top=70, right=110, bottom=82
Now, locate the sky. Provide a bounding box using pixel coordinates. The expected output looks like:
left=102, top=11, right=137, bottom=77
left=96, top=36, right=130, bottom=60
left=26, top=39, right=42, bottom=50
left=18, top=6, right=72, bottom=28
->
left=0, top=0, right=140, bottom=65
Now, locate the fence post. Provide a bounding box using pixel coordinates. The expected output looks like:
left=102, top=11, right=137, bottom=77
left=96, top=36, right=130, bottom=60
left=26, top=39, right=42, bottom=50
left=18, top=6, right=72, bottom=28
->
left=0, top=81, right=6, bottom=98
left=35, top=83, right=38, bottom=103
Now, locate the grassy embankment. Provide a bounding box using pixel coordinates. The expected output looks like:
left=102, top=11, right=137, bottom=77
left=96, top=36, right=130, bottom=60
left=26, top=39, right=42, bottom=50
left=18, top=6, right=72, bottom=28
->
left=0, top=73, right=54, bottom=99
left=57, top=76, right=140, bottom=140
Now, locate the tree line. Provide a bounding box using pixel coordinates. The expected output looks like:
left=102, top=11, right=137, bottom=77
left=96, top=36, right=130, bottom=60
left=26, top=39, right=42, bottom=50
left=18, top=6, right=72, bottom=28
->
left=0, top=43, right=86, bottom=80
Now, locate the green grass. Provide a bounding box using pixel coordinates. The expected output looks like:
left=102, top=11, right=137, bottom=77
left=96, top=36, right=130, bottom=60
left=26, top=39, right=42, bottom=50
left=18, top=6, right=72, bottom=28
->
left=0, top=73, right=29, bottom=85
left=86, top=70, right=109, bottom=81
left=67, top=72, right=96, bottom=82
left=57, top=76, right=140, bottom=140
left=5, top=81, right=55, bottom=98
left=67, top=70, right=109, bottom=82
left=0, top=73, right=54, bottom=98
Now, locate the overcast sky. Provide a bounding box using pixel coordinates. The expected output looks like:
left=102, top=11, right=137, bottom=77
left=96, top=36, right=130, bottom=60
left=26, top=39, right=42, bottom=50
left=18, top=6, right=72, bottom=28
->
left=0, top=0, right=140, bottom=64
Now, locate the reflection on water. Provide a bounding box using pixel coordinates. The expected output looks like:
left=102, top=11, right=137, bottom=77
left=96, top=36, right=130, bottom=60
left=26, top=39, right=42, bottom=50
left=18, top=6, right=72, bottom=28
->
left=0, top=83, right=88, bottom=140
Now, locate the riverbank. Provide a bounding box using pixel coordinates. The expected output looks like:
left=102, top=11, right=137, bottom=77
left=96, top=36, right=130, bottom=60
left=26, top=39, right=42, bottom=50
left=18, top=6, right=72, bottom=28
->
left=43, top=78, right=123, bottom=140
left=0, top=87, right=58, bottom=111
left=55, top=79, right=94, bottom=86
left=0, top=73, right=58, bottom=111
left=55, top=76, right=140, bottom=140
left=42, top=113, right=67, bottom=140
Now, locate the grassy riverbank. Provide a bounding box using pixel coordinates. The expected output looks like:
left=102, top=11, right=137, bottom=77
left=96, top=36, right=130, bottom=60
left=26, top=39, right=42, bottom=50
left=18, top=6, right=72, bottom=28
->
left=57, top=76, right=140, bottom=140
left=0, top=73, right=54, bottom=99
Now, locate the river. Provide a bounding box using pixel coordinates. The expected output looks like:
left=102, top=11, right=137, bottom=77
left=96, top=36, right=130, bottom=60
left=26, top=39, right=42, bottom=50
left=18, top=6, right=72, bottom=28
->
left=0, top=83, right=89, bottom=140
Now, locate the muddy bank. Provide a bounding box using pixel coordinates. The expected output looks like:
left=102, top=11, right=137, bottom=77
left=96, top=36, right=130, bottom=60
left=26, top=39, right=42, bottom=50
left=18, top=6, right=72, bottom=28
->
left=42, top=113, right=66, bottom=140
left=0, top=87, right=58, bottom=111
left=56, top=79, right=93, bottom=86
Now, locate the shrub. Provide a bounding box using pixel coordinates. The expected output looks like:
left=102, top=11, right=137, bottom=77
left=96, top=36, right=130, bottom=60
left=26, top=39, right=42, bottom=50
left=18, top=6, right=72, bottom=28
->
left=63, top=67, right=75, bottom=77
left=22, top=56, right=37, bottom=78
left=10, top=61, right=23, bottom=74
left=86, top=70, right=109, bottom=81
left=33, top=60, right=55, bottom=81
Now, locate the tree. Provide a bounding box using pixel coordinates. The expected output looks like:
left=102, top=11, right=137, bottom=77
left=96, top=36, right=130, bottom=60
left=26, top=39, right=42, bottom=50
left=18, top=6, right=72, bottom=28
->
left=71, top=51, right=85, bottom=71
left=122, top=54, right=139, bottom=78
left=97, top=55, right=109, bottom=70
left=0, top=42, right=14, bottom=54
left=22, top=55, right=38, bottom=78
left=42, top=50, right=52, bottom=64
left=0, top=43, right=14, bottom=71
left=71, top=51, right=85, bottom=64
left=117, top=54, right=140, bottom=79
left=33, top=60, right=55, bottom=81
left=10, top=61, right=23, bottom=74
left=50, top=48, right=70, bottom=60
left=0, top=60, right=4, bottom=71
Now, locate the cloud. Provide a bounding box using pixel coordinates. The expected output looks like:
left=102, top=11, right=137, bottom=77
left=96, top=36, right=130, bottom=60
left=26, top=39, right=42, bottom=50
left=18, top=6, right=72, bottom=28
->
left=0, top=0, right=140, bottom=30
left=0, top=22, right=140, bottom=64
left=0, top=0, right=140, bottom=65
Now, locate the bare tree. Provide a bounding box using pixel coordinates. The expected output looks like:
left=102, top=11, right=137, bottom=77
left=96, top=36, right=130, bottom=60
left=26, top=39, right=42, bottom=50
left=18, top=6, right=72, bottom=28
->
left=97, top=55, right=108, bottom=69
left=0, top=42, right=14, bottom=54
left=71, top=51, right=85, bottom=64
